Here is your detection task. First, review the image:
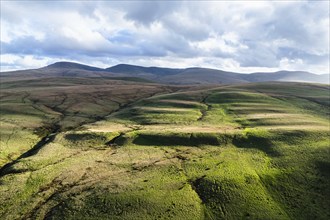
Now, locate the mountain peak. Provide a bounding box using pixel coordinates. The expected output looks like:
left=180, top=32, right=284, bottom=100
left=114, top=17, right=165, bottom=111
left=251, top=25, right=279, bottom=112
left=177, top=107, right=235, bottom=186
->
left=45, top=62, right=103, bottom=71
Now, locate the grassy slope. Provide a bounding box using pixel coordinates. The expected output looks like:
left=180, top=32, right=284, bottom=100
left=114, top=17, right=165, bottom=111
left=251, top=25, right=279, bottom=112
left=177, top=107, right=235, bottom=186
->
left=0, top=77, right=177, bottom=167
left=0, top=81, right=329, bottom=220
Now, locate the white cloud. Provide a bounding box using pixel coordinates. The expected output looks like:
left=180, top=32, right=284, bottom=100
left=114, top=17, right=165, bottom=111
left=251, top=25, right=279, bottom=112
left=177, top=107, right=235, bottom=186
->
left=0, top=54, right=53, bottom=71
left=279, top=58, right=304, bottom=70
left=0, top=1, right=329, bottom=74
left=191, top=32, right=248, bottom=56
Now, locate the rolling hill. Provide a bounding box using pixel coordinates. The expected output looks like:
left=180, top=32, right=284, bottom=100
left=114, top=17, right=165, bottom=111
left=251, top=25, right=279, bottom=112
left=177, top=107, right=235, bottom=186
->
left=106, top=64, right=330, bottom=84
left=0, top=76, right=329, bottom=219
left=1, top=62, right=328, bottom=84
left=44, top=62, right=104, bottom=72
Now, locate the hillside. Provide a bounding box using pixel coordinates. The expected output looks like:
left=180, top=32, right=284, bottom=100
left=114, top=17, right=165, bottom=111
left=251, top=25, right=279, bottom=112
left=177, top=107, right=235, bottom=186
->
left=107, top=64, right=329, bottom=84
left=1, top=62, right=328, bottom=84
left=106, top=64, right=183, bottom=76
left=159, top=67, right=248, bottom=84
left=0, top=77, right=329, bottom=219
left=44, top=62, right=104, bottom=71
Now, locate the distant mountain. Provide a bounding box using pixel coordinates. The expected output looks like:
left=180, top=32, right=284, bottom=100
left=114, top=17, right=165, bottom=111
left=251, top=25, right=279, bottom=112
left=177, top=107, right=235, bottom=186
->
left=158, top=68, right=248, bottom=84
left=106, top=64, right=328, bottom=84
left=44, top=61, right=104, bottom=72
left=106, top=64, right=248, bottom=84
left=1, top=61, right=328, bottom=85
left=242, top=71, right=329, bottom=84
left=106, top=64, right=182, bottom=76
left=0, top=62, right=108, bottom=80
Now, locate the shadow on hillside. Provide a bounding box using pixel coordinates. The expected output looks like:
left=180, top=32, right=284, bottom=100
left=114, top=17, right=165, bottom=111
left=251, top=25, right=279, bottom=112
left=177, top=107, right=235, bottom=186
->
left=232, top=135, right=281, bottom=157
left=132, top=133, right=231, bottom=147
left=315, top=161, right=330, bottom=178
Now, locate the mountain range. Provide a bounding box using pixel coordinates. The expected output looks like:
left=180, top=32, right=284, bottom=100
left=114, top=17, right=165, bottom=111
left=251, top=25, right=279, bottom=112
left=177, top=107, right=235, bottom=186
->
left=1, top=61, right=329, bottom=84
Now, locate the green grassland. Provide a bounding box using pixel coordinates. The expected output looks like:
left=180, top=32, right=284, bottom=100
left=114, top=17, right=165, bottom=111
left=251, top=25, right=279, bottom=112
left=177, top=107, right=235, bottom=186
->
left=0, top=77, right=179, bottom=167
left=0, top=80, right=329, bottom=219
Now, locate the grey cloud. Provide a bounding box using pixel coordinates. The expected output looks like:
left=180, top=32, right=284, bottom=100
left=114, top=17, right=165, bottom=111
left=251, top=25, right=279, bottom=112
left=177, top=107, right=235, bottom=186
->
left=119, top=1, right=181, bottom=26
left=107, top=30, right=136, bottom=44
left=265, top=2, right=328, bottom=52
left=1, top=32, right=166, bottom=58
left=277, top=47, right=330, bottom=65
left=236, top=42, right=278, bottom=68
left=162, top=20, right=211, bottom=42
left=1, top=1, right=329, bottom=73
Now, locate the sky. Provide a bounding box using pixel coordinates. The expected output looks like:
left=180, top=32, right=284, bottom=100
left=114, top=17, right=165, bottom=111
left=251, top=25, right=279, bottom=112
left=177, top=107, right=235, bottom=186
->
left=0, top=1, right=329, bottom=74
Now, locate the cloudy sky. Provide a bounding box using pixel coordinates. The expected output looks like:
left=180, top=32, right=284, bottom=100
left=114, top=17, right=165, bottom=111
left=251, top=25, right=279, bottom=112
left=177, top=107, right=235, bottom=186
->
left=1, top=1, right=329, bottom=74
